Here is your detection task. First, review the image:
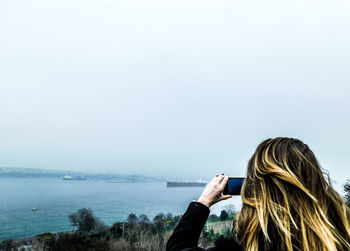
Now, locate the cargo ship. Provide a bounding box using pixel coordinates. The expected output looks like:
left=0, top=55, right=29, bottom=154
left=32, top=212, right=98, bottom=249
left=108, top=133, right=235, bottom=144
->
left=167, top=180, right=206, bottom=187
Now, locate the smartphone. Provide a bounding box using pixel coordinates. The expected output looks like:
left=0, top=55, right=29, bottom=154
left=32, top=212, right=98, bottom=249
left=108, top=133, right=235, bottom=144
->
left=223, top=177, right=245, bottom=195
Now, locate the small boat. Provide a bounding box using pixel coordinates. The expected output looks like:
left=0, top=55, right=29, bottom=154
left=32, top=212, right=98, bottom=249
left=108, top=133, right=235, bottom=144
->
left=32, top=208, right=38, bottom=211
left=62, top=175, right=86, bottom=180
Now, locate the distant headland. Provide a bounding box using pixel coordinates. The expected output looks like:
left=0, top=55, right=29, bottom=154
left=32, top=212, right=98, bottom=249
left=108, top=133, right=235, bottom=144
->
left=0, top=167, right=163, bottom=183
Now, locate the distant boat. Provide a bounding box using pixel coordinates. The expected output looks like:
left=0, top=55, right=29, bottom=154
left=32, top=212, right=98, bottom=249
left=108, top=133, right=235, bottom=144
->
left=32, top=208, right=38, bottom=211
left=62, top=175, right=86, bottom=180
left=167, top=180, right=206, bottom=187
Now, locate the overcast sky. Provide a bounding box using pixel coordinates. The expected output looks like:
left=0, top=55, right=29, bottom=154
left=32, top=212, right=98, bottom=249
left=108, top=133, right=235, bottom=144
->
left=0, top=0, right=349, bottom=189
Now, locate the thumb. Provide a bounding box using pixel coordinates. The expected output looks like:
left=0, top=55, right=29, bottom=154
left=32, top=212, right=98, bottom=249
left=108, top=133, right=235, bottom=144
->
left=218, top=195, right=232, bottom=202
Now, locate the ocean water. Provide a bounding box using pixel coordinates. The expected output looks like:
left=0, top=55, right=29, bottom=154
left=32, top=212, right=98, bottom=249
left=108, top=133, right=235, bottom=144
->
left=0, top=178, right=242, bottom=241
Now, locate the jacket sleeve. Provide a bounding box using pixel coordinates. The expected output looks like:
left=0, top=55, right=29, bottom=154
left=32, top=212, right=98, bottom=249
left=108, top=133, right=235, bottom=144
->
left=166, top=201, right=210, bottom=251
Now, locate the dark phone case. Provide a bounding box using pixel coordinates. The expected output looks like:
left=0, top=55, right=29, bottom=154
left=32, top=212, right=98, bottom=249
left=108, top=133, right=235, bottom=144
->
left=223, top=177, right=245, bottom=195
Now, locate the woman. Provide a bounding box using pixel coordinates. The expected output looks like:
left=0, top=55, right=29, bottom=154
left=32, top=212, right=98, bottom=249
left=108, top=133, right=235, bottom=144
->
left=166, top=137, right=350, bottom=251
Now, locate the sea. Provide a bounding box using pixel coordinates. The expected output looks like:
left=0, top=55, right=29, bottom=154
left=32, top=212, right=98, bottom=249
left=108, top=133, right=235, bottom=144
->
left=0, top=178, right=242, bottom=241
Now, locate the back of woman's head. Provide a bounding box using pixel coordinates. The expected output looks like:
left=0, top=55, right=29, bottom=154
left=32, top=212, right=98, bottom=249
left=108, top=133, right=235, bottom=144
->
left=236, top=137, right=350, bottom=251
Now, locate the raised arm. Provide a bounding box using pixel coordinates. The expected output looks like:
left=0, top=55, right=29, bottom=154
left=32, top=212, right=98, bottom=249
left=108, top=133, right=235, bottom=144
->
left=166, top=175, right=232, bottom=251
left=166, top=201, right=210, bottom=251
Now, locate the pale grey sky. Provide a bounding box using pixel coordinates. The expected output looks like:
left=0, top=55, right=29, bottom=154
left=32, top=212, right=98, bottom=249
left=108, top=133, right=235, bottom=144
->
left=0, top=0, right=350, bottom=189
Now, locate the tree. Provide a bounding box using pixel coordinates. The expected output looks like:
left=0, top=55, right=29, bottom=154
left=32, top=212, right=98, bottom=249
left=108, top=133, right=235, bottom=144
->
left=152, top=213, right=166, bottom=233
left=153, top=213, right=165, bottom=223
left=208, top=214, right=219, bottom=222
left=127, top=213, right=138, bottom=225
left=69, top=208, right=103, bottom=233
left=165, top=212, right=173, bottom=220
left=220, top=210, right=229, bottom=221
left=344, top=178, right=350, bottom=207
left=138, top=214, right=150, bottom=223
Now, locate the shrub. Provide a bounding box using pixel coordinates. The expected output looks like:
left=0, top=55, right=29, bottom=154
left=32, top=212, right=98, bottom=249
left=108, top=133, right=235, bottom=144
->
left=69, top=208, right=104, bottom=233
left=0, top=239, right=14, bottom=250
left=109, top=238, right=131, bottom=251
left=110, top=222, right=124, bottom=238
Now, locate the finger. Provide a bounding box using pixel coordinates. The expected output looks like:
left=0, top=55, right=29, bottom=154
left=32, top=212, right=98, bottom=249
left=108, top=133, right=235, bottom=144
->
left=219, top=176, right=229, bottom=190
left=212, top=175, right=222, bottom=185
left=216, top=174, right=225, bottom=184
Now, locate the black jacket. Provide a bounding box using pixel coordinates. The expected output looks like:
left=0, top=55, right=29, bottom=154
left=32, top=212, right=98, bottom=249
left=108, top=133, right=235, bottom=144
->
left=166, top=202, right=243, bottom=251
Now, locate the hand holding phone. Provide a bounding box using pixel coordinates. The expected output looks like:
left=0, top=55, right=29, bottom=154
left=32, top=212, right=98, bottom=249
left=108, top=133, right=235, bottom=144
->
left=197, top=175, right=232, bottom=208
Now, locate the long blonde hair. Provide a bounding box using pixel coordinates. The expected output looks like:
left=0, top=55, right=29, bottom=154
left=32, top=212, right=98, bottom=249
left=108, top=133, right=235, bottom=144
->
left=235, top=137, right=350, bottom=251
